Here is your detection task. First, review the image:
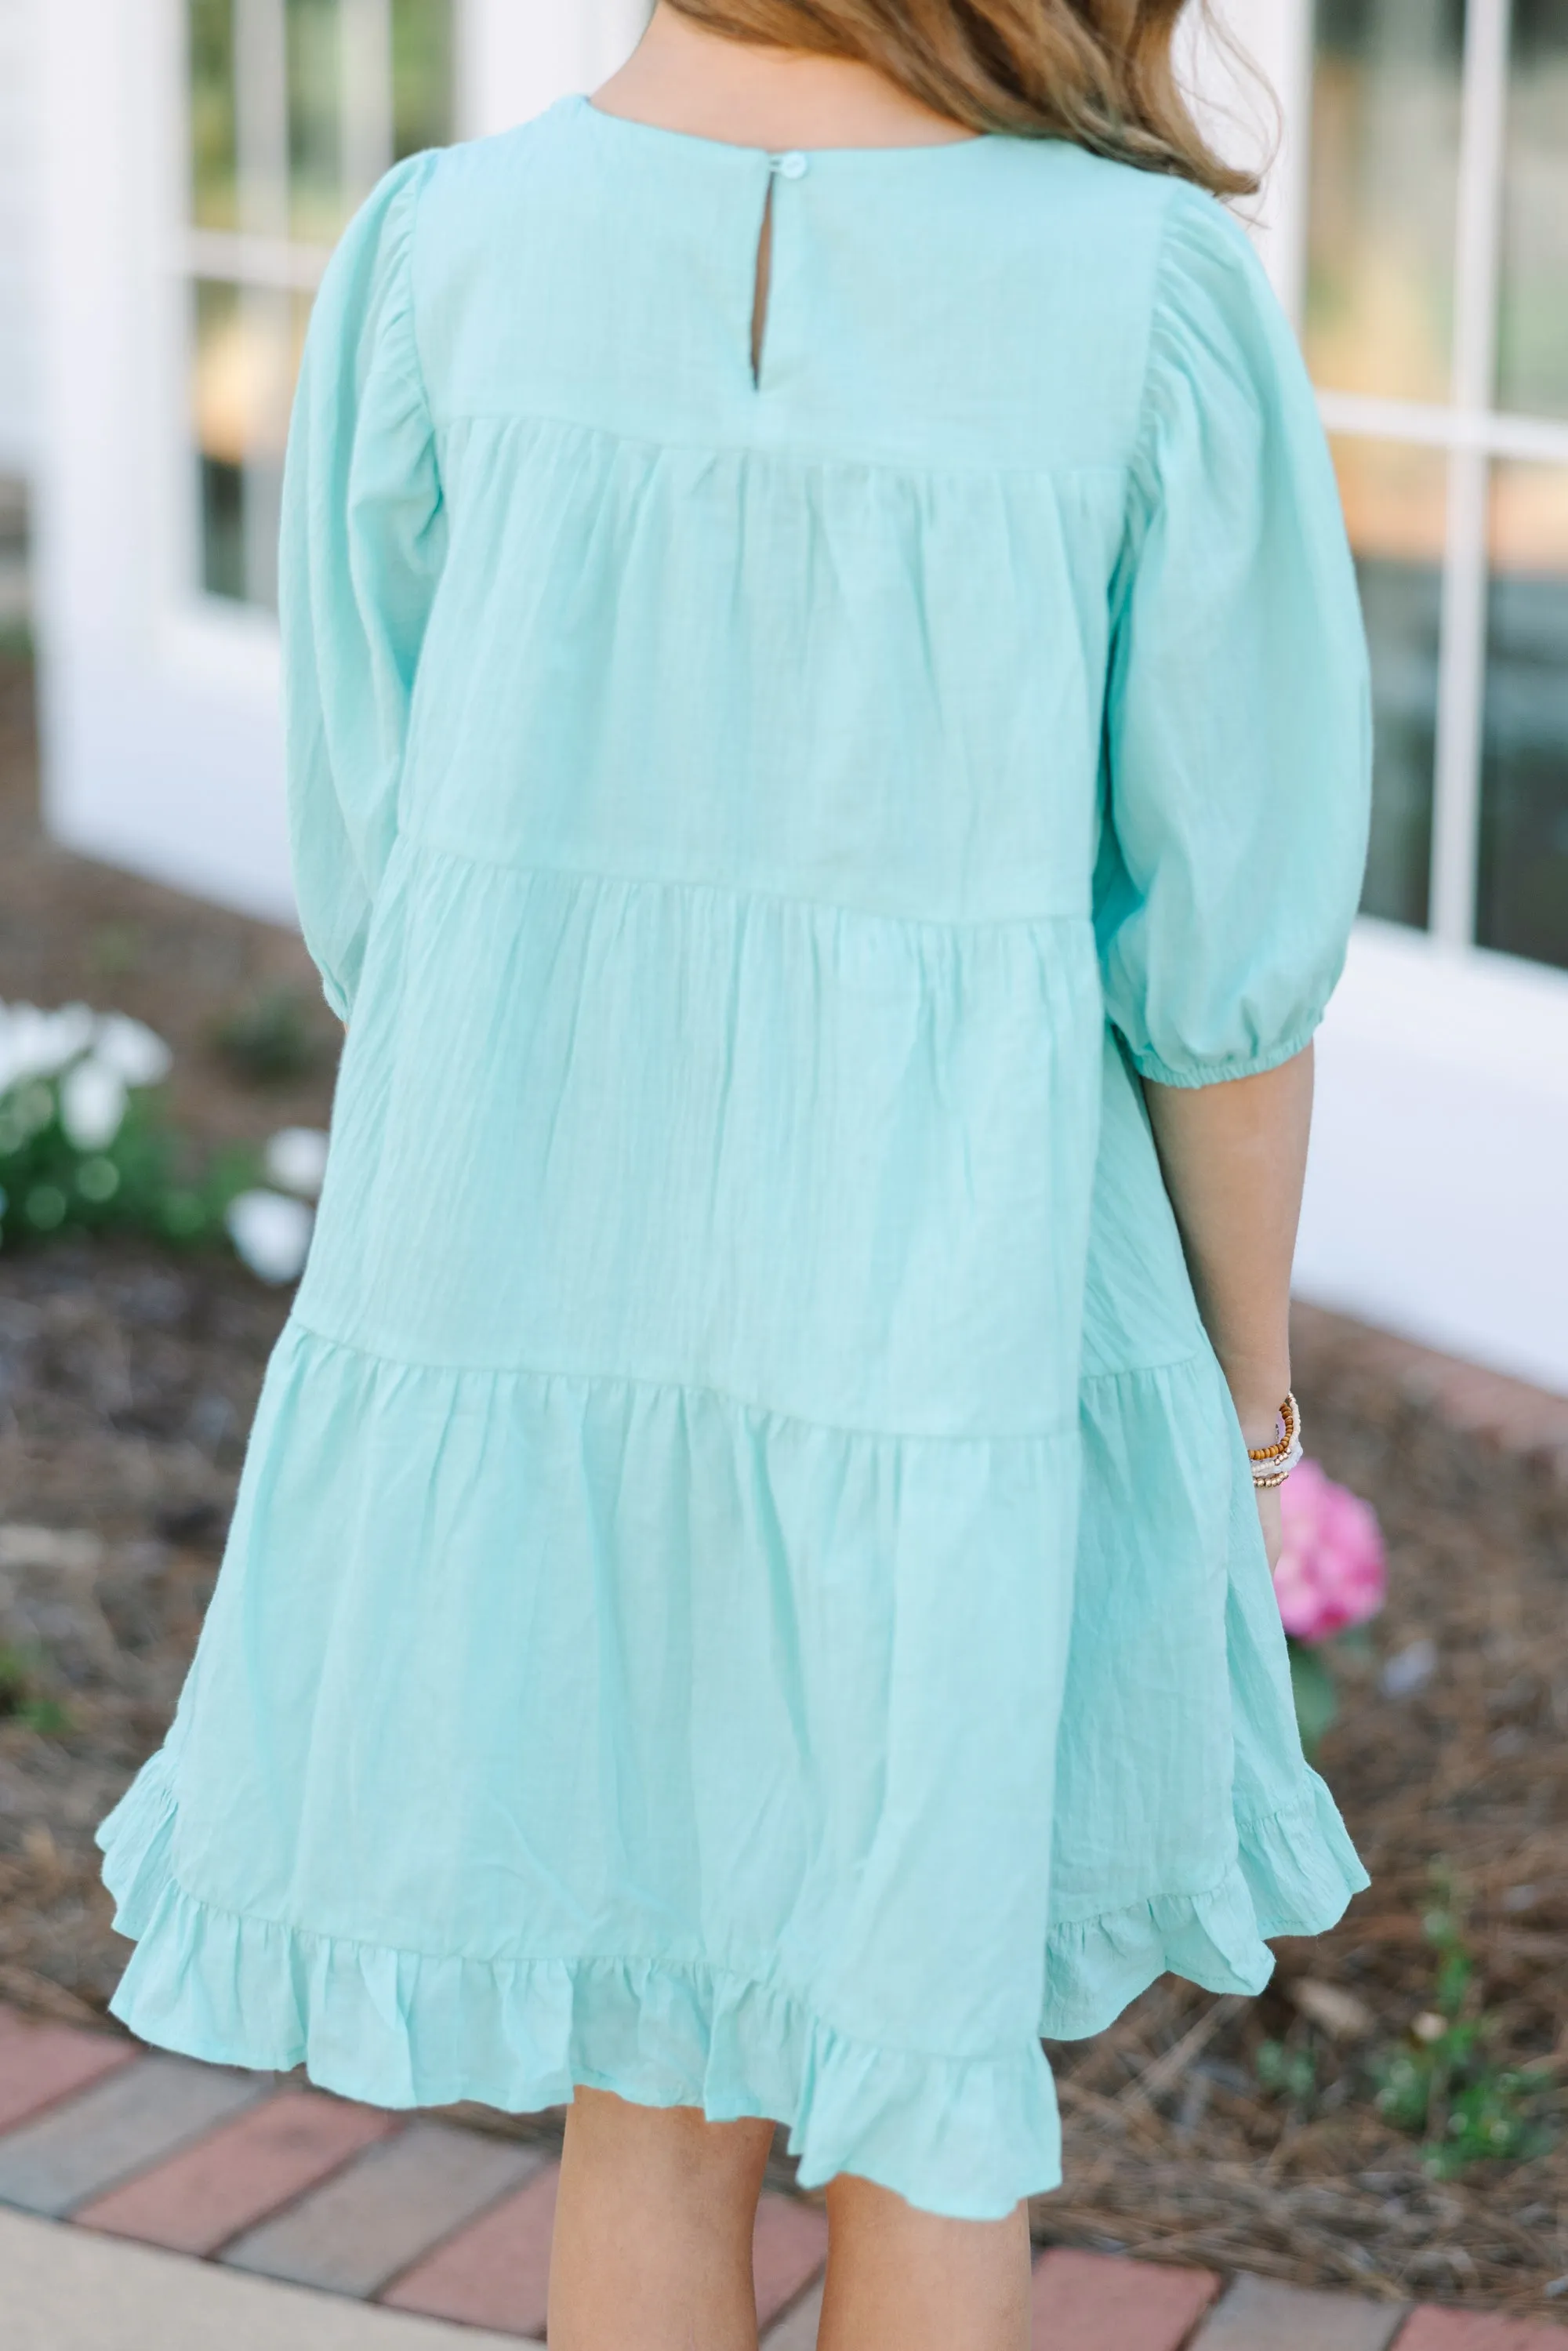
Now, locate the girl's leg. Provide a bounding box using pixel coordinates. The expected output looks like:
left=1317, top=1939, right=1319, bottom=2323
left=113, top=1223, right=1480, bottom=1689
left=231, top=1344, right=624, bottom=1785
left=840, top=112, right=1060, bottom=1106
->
left=818, top=2173, right=1033, bottom=2351
left=547, top=2085, right=776, bottom=2351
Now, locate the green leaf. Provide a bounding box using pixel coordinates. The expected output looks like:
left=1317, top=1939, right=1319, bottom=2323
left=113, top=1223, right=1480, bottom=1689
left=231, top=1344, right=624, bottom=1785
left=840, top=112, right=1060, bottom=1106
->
left=1288, top=1640, right=1339, bottom=1758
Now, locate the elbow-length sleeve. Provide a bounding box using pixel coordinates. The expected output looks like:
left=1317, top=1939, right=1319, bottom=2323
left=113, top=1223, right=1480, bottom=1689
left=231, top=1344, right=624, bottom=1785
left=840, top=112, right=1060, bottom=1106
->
left=278, top=150, right=445, bottom=1025
left=1096, top=181, right=1373, bottom=1088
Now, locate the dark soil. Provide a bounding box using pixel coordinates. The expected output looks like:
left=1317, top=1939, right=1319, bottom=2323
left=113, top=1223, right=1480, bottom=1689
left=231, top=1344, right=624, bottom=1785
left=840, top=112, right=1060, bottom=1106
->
left=2, top=651, right=1566, bottom=2321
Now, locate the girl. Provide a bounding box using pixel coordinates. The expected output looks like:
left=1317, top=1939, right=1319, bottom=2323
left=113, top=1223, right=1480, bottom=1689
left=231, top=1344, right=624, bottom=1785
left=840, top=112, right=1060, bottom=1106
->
left=97, top=5, right=1373, bottom=2346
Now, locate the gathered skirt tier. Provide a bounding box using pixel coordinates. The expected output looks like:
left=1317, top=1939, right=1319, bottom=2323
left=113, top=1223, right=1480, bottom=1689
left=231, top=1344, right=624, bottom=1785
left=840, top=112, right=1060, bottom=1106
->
left=98, top=1316, right=1366, bottom=2221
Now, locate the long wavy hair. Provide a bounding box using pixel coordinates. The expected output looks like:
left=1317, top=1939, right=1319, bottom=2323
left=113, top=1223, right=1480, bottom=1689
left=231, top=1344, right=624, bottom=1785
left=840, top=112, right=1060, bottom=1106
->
left=663, top=0, right=1264, bottom=197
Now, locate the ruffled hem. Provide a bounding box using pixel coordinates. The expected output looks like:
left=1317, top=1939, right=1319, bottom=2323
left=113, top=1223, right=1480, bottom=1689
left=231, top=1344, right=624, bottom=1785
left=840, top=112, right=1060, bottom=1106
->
left=95, top=1748, right=1062, bottom=2222
left=1040, top=1774, right=1369, bottom=2041
left=98, top=1740, right=1365, bottom=2214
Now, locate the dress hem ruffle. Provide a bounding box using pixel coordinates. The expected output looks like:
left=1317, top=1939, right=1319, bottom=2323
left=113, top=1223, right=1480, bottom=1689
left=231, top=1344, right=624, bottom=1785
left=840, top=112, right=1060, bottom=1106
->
left=94, top=1747, right=1058, bottom=2220
left=94, top=1746, right=1366, bottom=2219
left=1040, top=1777, right=1370, bottom=2041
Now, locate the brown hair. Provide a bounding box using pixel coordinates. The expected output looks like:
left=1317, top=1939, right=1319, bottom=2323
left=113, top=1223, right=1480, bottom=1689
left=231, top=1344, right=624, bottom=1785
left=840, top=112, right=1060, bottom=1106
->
left=664, top=0, right=1264, bottom=198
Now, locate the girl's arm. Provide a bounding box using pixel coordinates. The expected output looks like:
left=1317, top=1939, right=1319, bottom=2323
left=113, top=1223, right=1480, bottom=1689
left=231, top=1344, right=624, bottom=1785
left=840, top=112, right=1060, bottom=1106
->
left=1142, top=1042, right=1315, bottom=1565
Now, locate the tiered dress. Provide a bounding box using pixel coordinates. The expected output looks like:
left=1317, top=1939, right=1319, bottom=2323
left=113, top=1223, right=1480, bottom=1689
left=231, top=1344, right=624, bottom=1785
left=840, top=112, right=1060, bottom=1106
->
left=96, top=93, right=1373, bottom=2220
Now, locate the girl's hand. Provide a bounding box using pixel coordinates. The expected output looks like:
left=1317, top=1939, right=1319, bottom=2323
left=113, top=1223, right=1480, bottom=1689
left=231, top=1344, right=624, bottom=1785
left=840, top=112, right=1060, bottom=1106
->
left=1237, top=1402, right=1287, bottom=1571
left=1142, top=1045, right=1312, bottom=1593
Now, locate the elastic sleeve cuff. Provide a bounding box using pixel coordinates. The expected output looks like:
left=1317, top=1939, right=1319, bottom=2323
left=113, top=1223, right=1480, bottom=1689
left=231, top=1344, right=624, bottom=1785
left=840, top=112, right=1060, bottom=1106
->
left=1123, top=1025, right=1321, bottom=1090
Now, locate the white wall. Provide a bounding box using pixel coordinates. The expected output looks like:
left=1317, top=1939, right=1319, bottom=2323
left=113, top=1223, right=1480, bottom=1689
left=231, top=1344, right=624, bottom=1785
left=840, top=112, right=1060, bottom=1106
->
left=0, top=0, right=38, bottom=474
left=1296, top=927, right=1568, bottom=1393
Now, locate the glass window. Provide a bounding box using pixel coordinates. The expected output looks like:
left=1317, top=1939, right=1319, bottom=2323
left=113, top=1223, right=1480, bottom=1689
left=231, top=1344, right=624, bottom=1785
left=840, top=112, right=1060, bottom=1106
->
left=393, top=0, right=455, bottom=159
left=189, top=0, right=238, bottom=230
left=287, top=0, right=345, bottom=242
left=1331, top=437, right=1446, bottom=928
left=1476, top=462, right=1568, bottom=967
left=193, top=280, right=311, bottom=608
left=1497, top=0, right=1568, bottom=416
left=184, top=0, right=453, bottom=610
left=1305, top=0, right=1468, bottom=404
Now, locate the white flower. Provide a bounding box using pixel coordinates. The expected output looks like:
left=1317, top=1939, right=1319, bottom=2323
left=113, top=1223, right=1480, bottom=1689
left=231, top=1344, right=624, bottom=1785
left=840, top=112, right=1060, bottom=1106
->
left=59, top=1055, right=128, bottom=1151
left=263, top=1125, right=329, bottom=1199
left=225, top=1188, right=314, bottom=1283
left=92, top=1011, right=173, bottom=1089
left=0, top=1000, right=96, bottom=1093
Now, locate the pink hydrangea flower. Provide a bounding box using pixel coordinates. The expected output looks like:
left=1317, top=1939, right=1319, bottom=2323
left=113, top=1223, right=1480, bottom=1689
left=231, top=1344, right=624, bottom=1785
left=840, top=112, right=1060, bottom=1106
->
left=1271, top=1457, right=1387, bottom=1645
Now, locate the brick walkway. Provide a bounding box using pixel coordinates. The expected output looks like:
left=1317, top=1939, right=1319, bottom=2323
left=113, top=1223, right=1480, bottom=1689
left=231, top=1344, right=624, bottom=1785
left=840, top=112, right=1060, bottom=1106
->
left=2, top=2006, right=1563, bottom=2346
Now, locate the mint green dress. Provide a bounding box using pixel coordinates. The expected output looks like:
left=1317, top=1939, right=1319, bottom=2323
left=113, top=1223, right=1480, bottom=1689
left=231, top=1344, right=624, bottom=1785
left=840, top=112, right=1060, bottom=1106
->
left=96, top=94, right=1373, bottom=2219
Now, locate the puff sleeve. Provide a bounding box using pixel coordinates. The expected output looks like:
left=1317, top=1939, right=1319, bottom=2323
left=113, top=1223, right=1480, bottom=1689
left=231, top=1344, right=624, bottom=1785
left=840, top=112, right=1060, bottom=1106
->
left=278, top=150, right=446, bottom=1025
left=1096, top=181, right=1373, bottom=1087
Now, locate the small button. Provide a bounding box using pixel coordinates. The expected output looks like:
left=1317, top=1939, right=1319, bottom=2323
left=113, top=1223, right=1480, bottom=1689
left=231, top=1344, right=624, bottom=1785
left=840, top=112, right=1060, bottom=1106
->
left=775, top=151, right=808, bottom=180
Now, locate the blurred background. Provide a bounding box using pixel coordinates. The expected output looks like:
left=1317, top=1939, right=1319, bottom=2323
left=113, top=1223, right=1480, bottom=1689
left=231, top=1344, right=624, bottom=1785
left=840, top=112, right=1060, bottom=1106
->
left=0, top=0, right=1564, bottom=1391
left=0, top=8, right=1566, bottom=2325
left=6, top=0, right=1564, bottom=1395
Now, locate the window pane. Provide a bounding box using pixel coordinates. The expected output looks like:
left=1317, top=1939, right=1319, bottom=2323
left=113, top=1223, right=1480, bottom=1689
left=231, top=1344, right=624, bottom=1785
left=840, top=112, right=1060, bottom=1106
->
left=289, top=0, right=345, bottom=241
left=192, top=280, right=310, bottom=609
left=392, top=0, right=454, bottom=158
left=1497, top=0, right=1568, bottom=416
left=1331, top=436, right=1446, bottom=927
left=185, top=2, right=452, bottom=608
left=189, top=0, right=238, bottom=230
left=1477, top=463, right=1568, bottom=967
left=1306, top=0, right=1466, bottom=403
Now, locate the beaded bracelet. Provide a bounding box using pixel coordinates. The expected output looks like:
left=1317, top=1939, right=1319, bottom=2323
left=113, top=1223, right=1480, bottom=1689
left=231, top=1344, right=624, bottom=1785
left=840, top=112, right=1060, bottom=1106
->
left=1247, top=1391, right=1302, bottom=1489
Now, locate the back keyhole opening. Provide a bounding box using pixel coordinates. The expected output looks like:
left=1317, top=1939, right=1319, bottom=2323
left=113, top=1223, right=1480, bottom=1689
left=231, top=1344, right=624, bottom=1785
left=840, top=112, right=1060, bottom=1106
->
left=750, top=176, right=775, bottom=388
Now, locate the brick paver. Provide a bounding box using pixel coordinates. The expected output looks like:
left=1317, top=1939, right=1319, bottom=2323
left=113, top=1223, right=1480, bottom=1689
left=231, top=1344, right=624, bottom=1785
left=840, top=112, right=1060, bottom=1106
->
left=379, top=2156, right=554, bottom=2334
left=1032, top=2246, right=1222, bottom=2349
left=1194, top=2275, right=1408, bottom=2349
left=0, top=2052, right=267, bottom=2217
left=1396, top=2312, right=1568, bottom=2349
left=379, top=2164, right=829, bottom=2339
left=0, top=2007, right=1560, bottom=2347
left=221, top=2118, right=539, bottom=2296
left=753, top=2188, right=831, bottom=2330
left=73, top=2084, right=400, bottom=2255
left=0, top=2010, right=137, bottom=2135
left=762, top=2275, right=826, bottom=2349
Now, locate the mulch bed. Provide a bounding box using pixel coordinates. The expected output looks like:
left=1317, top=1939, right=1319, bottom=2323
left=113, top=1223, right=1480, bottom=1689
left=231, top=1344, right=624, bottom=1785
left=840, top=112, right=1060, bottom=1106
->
left=2, top=650, right=1566, bottom=2322
left=1040, top=1312, right=1568, bottom=2325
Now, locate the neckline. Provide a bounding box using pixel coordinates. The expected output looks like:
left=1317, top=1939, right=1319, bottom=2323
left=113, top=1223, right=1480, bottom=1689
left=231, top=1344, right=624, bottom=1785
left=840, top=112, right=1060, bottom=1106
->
left=571, top=91, right=998, bottom=166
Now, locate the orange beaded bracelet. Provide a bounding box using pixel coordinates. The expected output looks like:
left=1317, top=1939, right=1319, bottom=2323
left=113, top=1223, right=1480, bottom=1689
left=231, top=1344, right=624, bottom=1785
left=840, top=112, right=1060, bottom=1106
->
left=1247, top=1391, right=1302, bottom=1488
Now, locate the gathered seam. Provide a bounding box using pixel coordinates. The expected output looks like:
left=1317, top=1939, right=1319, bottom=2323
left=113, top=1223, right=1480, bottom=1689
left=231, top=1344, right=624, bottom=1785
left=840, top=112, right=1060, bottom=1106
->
left=111, top=1827, right=1048, bottom=2071
left=431, top=404, right=1134, bottom=484
left=275, top=1315, right=1081, bottom=1450
left=399, top=832, right=1094, bottom=938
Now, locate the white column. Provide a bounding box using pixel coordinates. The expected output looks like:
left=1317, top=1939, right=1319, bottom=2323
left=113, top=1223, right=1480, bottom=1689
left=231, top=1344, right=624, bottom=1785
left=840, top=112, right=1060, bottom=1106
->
left=1185, top=0, right=1314, bottom=322
left=33, top=0, right=293, bottom=921
left=0, top=0, right=39, bottom=476
left=458, top=0, right=650, bottom=141
left=1428, top=0, right=1511, bottom=949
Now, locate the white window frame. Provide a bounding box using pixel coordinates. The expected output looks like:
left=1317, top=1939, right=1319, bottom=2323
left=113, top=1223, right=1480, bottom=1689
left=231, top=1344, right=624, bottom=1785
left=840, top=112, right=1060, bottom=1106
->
left=174, top=0, right=412, bottom=626
left=1283, top=0, right=1568, bottom=1388
left=34, top=0, right=646, bottom=927
left=1305, top=0, right=1568, bottom=954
